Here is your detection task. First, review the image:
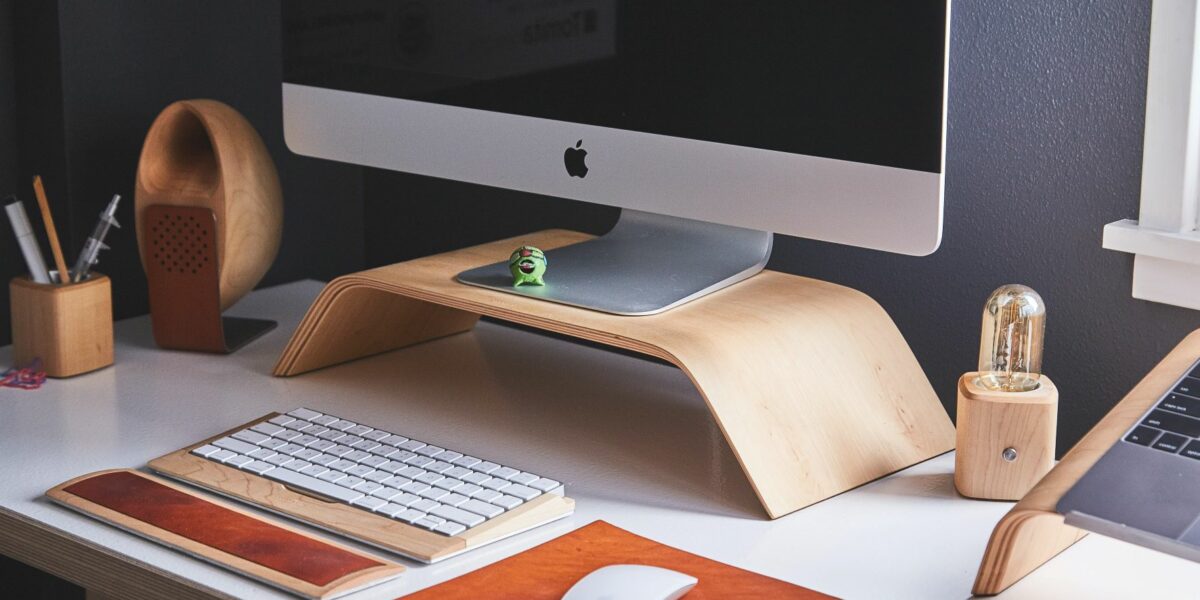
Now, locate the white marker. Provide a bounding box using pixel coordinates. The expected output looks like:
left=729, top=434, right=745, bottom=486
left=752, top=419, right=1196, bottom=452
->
left=5, top=197, right=51, bottom=284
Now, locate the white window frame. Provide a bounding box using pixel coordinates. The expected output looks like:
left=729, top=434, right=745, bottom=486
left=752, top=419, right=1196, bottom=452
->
left=1103, top=0, right=1200, bottom=311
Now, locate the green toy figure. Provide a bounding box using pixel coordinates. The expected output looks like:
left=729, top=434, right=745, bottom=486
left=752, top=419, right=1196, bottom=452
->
left=509, top=245, right=547, bottom=287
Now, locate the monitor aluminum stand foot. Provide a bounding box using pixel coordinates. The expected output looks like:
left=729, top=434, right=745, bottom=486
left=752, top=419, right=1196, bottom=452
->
left=456, top=210, right=773, bottom=315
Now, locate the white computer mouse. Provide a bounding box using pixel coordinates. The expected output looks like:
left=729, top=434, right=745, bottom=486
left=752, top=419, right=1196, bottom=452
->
left=561, top=564, right=698, bottom=600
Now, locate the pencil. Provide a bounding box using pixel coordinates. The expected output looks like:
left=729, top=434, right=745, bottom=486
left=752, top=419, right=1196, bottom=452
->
left=32, top=175, right=71, bottom=284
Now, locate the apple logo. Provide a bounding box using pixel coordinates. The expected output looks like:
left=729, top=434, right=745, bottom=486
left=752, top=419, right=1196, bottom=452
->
left=564, top=139, right=589, bottom=178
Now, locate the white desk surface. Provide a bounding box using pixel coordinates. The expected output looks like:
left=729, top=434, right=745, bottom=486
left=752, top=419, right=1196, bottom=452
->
left=1, top=280, right=1196, bottom=599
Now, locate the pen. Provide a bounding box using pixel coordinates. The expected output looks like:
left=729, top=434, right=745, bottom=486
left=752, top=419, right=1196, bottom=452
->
left=71, top=194, right=121, bottom=283
left=32, top=176, right=70, bottom=284
left=4, top=197, right=52, bottom=284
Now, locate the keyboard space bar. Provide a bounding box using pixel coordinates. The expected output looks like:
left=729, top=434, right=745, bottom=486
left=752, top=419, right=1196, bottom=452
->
left=263, top=468, right=364, bottom=503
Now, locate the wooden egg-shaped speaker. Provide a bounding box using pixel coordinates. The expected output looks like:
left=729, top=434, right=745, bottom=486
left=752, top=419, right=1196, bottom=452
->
left=135, top=99, right=282, bottom=353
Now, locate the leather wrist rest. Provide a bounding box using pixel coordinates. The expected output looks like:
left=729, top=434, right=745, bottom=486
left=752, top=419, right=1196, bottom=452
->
left=48, top=469, right=403, bottom=599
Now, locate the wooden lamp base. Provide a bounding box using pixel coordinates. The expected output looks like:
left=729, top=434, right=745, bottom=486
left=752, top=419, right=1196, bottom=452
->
left=272, top=229, right=956, bottom=519
left=955, top=373, right=1058, bottom=500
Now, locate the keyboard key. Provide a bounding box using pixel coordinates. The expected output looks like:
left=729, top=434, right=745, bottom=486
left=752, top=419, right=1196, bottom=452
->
left=414, top=518, right=443, bottom=530
left=336, top=476, right=366, bottom=489
left=1183, top=440, right=1200, bottom=460
left=317, top=430, right=346, bottom=442
left=258, top=438, right=286, bottom=450
left=433, top=478, right=463, bottom=492
left=460, top=499, right=504, bottom=519
left=299, top=464, right=329, bottom=477
left=474, top=461, right=501, bottom=474
left=481, top=477, right=511, bottom=491
left=351, top=496, right=387, bottom=510
left=346, top=465, right=375, bottom=478
left=405, top=456, right=435, bottom=468
left=294, top=435, right=321, bottom=447
left=492, top=466, right=520, bottom=480
left=416, top=445, right=445, bottom=458
left=210, top=449, right=237, bottom=463
left=361, top=455, right=389, bottom=468
left=356, top=481, right=383, bottom=494
left=381, top=476, right=412, bottom=488
left=310, top=452, right=338, bottom=465
left=264, top=466, right=363, bottom=503
left=307, top=438, right=334, bottom=451
left=490, top=494, right=523, bottom=510
left=425, top=461, right=454, bottom=474
left=226, top=454, right=253, bottom=468
left=370, top=486, right=400, bottom=500
left=191, top=444, right=221, bottom=458
left=284, top=460, right=312, bottom=472
left=1125, top=426, right=1162, bottom=446
left=328, top=420, right=356, bottom=431
left=394, top=509, right=426, bottom=524
left=363, top=429, right=391, bottom=441
left=430, top=504, right=486, bottom=527
left=371, top=445, right=399, bottom=459
left=299, top=424, right=330, bottom=437
left=1175, top=378, right=1200, bottom=397
left=377, top=503, right=408, bottom=518
left=510, top=472, right=539, bottom=486
left=365, top=470, right=393, bottom=483
left=391, top=493, right=422, bottom=507
left=267, top=415, right=296, bottom=427
left=503, top=484, right=541, bottom=501
left=415, top=472, right=444, bottom=485
left=444, top=466, right=473, bottom=480
left=247, top=448, right=277, bottom=460
left=529, top=478, right=562, bottom=492
left=381, top=435, right=409, bottom=446
left=311, top=414, right=339, bottom=426
left=339, top=435, right=364, bottom=447
left=243, top=460, right=274, bottom=475
left=277, top=443, right=306, bottom=456
left=351, top=439, right=381, bottom=452
left=410, top=498, right=440, bottom=513
left=213, top=437, right=258, bottom=455
left=397, top=466, right=426, bottom=479
left=434, top=521, right=467, bottom=536
left=326, top=445, right=354, bottom=457
left=419, top=487, right=449, bottom=501
left=1162, top=394, right=1200, bottom=418
left=266, top=454, right=294, bottom=466
left=391, top=450, right=418, bottom=463
left=474, top=489, right=502, bottom=503
left=287, top=408, right=323, bottom=421
left=397, top=440, right=426, bottom=453
left=1142, top=410, right=1200, bottom=438
left=462, top=472, right=490, bottom=485
left=437, top=451, right=463, bottom=463
left=379, top=461, right=408, bottom=474
left=293, top=448, right=322, bottom=461
left=1153, top=433, right=1188, bottom=453
left=400, top=481, right=431, bottom=495
left=250, top=423, right=285, bottom=437
left=344, top=450, right=372, bottom=463
left=452, top=455, right=481, bottom=468
left=274, top=429, right=302, bottom=442
left=441, top=493, right=469, bottom=507
left=318, top=470, right=345, bottom=483
left=456, top=483, right=483, bottom=497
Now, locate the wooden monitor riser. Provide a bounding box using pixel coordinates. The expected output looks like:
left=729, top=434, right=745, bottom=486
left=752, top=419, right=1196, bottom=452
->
left=273, top=230, right=956, bottom=519
left=972, top=328, right=1200, bottom=595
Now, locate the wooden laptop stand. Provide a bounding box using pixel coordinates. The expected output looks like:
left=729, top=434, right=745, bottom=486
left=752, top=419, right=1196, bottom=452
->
left=972, top=328, right=1200, bottom=595
left=273, top=230, right=956, bottom=519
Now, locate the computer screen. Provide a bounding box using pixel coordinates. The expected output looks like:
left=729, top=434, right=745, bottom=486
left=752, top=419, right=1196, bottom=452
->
left=282, top=0, right=949, bottom=265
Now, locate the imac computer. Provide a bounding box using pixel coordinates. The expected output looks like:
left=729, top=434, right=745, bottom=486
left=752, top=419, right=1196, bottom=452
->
left=281, top=1, right=950, bottom=314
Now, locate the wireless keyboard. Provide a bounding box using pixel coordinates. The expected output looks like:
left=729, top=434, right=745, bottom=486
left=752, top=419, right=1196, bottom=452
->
left=149, top=409, right=575, bottom=563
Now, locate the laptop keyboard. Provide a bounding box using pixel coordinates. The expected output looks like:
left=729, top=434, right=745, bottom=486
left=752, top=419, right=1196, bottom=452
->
left=1124, top=360, right=1200, bottom=460
left=191, top=408, right=564, bottom=537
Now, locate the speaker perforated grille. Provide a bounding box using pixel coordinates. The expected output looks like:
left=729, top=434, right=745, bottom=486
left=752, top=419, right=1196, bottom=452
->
left=151, top=212, right=210, bottom=276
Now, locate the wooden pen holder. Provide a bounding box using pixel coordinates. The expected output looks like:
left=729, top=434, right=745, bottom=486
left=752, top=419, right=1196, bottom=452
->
left=955, top=373, right=1057, bottom=500
left=10, top=274, right=114, bottom=377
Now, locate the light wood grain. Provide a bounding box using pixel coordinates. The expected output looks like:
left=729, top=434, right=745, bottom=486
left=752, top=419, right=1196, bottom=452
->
left=273, top=230, right=956, bottom=519
left=31, top=175, right=71, bottom=285
left=47, top=469, right=403, bottom=600
left=10, top=274, right=113, bottom=377
left=134, top=99, right=282, bottom=311
left=955, top=373, right=1057, bottom=500
left=972, top=328, right=1200, bottom=595
left=149, top=413, right=575, bottom=563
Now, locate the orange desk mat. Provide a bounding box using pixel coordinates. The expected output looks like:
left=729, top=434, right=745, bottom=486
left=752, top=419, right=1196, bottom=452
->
left=404, top=520, right=834, bottom=599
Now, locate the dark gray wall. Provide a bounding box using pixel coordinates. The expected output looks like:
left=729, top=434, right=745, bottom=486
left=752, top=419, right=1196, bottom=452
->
left=364, top=0, right=1200, bottom=452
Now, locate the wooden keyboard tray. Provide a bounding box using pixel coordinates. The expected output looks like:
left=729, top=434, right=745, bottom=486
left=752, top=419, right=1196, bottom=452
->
left=272, top=230, right=956, bottom=519
left=972, top=328, right=1200, bottom=594
left=148, top=413, right=576, bottom=564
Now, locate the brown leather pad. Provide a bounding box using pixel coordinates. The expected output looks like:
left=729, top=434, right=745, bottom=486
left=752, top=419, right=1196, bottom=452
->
left=404, top=520, right=834, bottom=599
left=48, top=469, right=403, bottom=599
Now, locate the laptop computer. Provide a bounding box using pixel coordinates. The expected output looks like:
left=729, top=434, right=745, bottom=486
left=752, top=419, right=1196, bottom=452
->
left=1058, top=357, right=1200, bottom=562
